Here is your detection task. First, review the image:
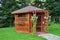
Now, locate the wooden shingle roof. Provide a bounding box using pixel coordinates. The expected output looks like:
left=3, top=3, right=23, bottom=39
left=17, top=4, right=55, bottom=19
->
left=12, top=6, right=48, bottom=14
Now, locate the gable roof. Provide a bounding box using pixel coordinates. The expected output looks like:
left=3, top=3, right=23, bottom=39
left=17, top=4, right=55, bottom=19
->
left=12, top=6, right=48, bottom=14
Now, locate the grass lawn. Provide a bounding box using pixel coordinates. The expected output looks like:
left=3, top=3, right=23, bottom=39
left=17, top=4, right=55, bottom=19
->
left=0, top=27, right=46, bottom=40
left=47, top=22, right=60, bottom=36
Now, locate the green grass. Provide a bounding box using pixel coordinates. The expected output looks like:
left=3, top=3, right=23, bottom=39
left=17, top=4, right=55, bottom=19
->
left=0, top=27, right=46, bottom=40
left=47, top=22, right=60, bottom=36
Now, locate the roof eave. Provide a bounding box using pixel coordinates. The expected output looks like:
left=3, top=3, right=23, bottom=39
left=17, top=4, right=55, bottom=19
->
left=12, top=10, right=48, bottom=14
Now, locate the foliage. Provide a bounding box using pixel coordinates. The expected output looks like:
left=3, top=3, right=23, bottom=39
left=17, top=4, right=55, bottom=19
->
left=31, top=14, right=37, bottom=23
left=45, top=0, right=60, bottom=23
left=18, top=21, right=23, bottom=25
left=31, top=14, right=37, bottom=34
left=32, top=0, right=45, bottom=8
left=0, top=0, right=29, bottom=27
left=0, top=19, right=14, bottom=28
left=0, top=27, right=46, bottom=40
left=0, top=0, right=18, bottom=27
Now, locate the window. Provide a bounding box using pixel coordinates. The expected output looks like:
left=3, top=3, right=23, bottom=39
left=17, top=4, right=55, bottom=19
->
left=18, top=13, right=27, bottom=21
left=18, top=13, right=26, bottom=17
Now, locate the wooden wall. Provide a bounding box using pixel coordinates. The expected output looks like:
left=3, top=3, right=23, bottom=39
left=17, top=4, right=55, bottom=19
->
left=14, top=13, right=46, bottom=33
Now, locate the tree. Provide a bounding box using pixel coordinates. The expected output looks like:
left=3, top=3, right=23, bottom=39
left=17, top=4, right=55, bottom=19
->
left=0, top=0, right=32, bottom=27
left=32, top=0, right=46, bottom=9
left=0, top=0, right=19, bottom=27
left=45, top=0, right=60, bottom=23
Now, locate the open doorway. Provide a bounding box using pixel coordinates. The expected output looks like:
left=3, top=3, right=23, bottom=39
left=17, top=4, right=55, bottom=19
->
left=36, top=13, right=41, bottom=32
left=30, top=13, right=41, bottom=32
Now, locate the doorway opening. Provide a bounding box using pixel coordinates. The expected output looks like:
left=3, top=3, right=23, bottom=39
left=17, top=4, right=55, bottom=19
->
left=30, top=13, right=41, bottom=32
left=36, top=13, right=41, bottom=32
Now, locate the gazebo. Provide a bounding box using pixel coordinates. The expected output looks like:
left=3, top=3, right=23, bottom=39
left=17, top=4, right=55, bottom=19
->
left=12, top=6, right=48, bottom=33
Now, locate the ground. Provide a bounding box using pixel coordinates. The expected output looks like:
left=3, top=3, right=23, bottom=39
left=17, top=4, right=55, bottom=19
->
left=0, top=27, right=46, bottom=40
left=39, top=22, right=60, bottom=40
left=0, top=22, right=60, bottom=40
left=40, top=33, right=60, bottom=40
left=46, top=22, right=60, bottom=36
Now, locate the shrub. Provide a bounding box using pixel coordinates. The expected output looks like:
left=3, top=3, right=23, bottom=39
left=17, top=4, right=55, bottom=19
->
left=18, top=21, right=24, bottom=25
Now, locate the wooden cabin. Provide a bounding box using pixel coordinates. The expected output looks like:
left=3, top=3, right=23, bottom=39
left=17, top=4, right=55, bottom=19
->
left=12, top=6, right=48, bottom=33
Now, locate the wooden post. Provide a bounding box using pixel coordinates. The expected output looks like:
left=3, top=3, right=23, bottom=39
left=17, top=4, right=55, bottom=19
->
left=15, top=15, right=19, bottom=31
left=27, top=13, right=30, bottom=33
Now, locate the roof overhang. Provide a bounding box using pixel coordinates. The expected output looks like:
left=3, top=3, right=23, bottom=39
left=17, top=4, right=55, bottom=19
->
left=12, top=6, right=48, bottom=14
